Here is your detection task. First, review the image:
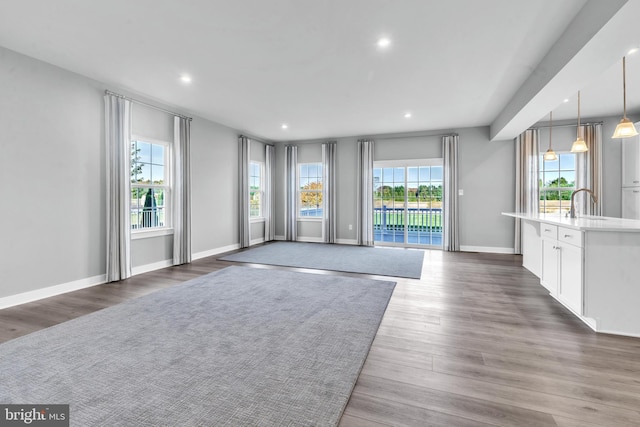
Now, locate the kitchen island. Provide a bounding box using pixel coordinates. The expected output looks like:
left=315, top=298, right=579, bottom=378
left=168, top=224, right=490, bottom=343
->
left=503, top=212, right=640, bottom=337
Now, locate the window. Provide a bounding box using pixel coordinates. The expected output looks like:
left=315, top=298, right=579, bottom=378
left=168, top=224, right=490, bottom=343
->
left=250, top=162, right=263, bottom=218
left=131, top=139, right=170, bottom=231
left=299, top=163, right=323, bottom=217
left=539, top=152, right=576, bottom=215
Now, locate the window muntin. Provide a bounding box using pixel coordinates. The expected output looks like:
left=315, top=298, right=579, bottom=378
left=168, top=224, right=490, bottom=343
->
left=299, top=163, right=323, bottom=218
left=539, top=152, right=576, bottom=215
left=131, top=139, right=170, bottom=231
left=250, top=162, right=262, bottom=218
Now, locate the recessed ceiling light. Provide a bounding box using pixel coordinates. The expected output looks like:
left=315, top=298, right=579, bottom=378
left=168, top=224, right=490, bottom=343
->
left=628, top=47, right=639, bottom=55
left=404, top=112, right=412, bottom=118
left=281, top=124, right=288, bottom=129
left=563, top=98, right=569, bottom=103
left=377, top=37, right=391, bottom=48
left=180, top=74, right=192, bottom=84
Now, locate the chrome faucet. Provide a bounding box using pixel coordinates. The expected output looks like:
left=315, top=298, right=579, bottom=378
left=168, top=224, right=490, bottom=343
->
left=569, top=188, right=597, bottom=218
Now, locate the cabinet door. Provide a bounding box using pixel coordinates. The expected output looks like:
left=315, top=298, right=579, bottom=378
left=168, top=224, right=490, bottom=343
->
left=541, top=238, right=558, bottom=294
left=558, top=243, right=583, bottom=315
left=622, top=134, right=640, bottom=187
left=622, top=187, right=640, bottom=220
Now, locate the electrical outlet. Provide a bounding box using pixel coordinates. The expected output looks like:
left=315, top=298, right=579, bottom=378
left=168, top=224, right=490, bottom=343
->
left=348, top=224, right=353, bottom=230
left=458, top=189, right=464, bottom=196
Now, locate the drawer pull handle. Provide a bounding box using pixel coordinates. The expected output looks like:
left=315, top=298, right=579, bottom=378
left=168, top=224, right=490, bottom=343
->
left=544, top=228, right=551, bottom=232
left=634, top=191, right=640, bottom=193
left=564, top=234, right=572, bottom=238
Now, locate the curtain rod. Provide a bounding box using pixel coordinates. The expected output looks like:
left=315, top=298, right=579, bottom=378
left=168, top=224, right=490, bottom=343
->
left=530, top=121, right=603, bottom=130
left=104, top=90, right=192, bottom=121
left=366, top=132, right=458, bottom=141
left=239, top=135, right=275, bottom=147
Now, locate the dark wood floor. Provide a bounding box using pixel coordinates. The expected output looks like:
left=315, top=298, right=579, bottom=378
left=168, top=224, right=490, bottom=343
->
left=2, top=248, right=640, bottom=426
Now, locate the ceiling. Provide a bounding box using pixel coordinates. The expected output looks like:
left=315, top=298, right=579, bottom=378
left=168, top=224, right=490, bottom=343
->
left=1, top=0, right=639, bottom=141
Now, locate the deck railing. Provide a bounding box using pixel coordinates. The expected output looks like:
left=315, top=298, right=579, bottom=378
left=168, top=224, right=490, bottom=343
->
left=374, top=207, right=442, bottom=232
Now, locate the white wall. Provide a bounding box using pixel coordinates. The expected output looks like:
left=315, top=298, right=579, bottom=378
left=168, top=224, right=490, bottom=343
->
left=0, top=46, right=241, bottom=301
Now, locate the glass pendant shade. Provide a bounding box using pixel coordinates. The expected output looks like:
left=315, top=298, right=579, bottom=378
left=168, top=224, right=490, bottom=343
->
left=612, top=117, right=638, bottom=138
left=612, top=56, right=638, bottom=138
left=571, top=137, right=588, bottom=153
left=571, top=91, right=588, bottom=153
left=543, top=148, right=558, bottom=161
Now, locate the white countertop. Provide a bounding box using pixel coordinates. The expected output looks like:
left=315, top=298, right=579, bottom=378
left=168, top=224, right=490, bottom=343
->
left=502, top=212, right=640, bottom=232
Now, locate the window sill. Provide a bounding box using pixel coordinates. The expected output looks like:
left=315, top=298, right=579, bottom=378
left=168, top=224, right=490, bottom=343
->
left=132, top=228, right=174, bottom=240
left=250, top=217, right=266, bottom=223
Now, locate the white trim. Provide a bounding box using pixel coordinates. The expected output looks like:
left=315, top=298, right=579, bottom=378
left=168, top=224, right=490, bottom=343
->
left=275, top=235, right=286, bottom=241
left=460, top=245, right=515, bottom=254
left=297, top=217, right=322, bottom=222
left=296, top=236, right=324, bottom=243
left=131, top=227, right=174, bottom=239
left=131, top=259, right=173, bottom=276
left=250, top=217, right=266, bottom=223
left=250, top=237, right=265, bottom=246
left=335, top=239, right=358, bottom=245
left=0, top=274, right=106, bottom=310
left=192, top=243, right=241, bottom=260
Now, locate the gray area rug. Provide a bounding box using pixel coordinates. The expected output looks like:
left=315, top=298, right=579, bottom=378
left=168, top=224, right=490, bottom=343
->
left=0, top=266, right=395, bottom=426
left=220, top=242, right=424, bottom=279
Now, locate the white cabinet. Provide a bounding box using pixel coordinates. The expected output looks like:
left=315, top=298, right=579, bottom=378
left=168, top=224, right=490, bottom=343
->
left=622, top=187, right=640, bottom=219
left=540, top=225, right=584, bottom=315
left=540, top=225, right=558, bottom=294
left=622, top=132, right=640, bottom=187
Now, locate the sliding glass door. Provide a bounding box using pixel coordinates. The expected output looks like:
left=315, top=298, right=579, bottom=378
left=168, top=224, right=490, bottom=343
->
left=373, top=160, right=443, bottom=248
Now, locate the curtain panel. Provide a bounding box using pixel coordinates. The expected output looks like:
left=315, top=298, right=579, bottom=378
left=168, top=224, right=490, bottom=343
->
left=322, top=142, right=337, bottom=243
left=284, top=145, right=298, bottom=241
left=442, top=135, right=460, bottom=252
left=514, top=129, right=540, bottom=254
left=356, top=140, right=374, bottom=246
left=105, top=94, right=132, bottom=282
left=173, top=116, right=192, bottom=265
left=238, top=136, right=251, bottom=248
left=265, top=144, right=276, bottom=241
left=575, top=124, right=603, bottom=216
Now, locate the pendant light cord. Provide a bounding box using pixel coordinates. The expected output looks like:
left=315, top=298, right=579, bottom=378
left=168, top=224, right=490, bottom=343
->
left=576, top=91, right=581, bottom=139
left=549, top=111, right=553, bottom=148
left=623, top=56, right=628, bottom=119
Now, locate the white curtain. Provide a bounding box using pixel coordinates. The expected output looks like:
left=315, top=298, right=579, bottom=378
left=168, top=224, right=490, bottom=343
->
left=284, top=145, right=298, bottom=241
left=514, top=129, right=540, bottom=254
left=105, top=94, right=132, bottom=282
left=442, top=135, right=460, bottom=252
left=173, top=116, right=192, bottom=265
left=239, top=136, right=251, bottom=248
left=576, top=124, right=603, bottom=216
left=265, top=144, right=275, bottom=241
left=322, top=141, right=337, bottom=243
left=356, top=140, right=374, bottom=246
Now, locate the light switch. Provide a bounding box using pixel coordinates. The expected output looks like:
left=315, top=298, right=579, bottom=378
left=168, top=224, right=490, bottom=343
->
left=458, top=189, right=464, bottom=196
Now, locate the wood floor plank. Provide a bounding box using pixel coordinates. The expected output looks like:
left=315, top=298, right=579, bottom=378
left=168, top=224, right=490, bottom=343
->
left=2, top=247, right=640, bottom=426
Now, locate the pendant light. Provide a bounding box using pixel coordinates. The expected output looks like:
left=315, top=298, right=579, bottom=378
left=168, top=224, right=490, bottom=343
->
left=612, top=56, right=638, bottom=138
left=571, top=91, right=588, bottom=153
left=543, top=111, right=558, bottom=161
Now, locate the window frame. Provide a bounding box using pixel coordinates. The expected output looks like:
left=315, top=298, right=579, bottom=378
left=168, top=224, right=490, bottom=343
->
left=130, top=135, right=173, bottom=238
left=249, top=161, right=264, bottom=222
left=538, top=151, right=576, bottom=216
left=298, top=162, right=323, bottom=220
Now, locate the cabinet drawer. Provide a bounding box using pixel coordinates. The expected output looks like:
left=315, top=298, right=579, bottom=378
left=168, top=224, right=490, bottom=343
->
left=541, top=224, right=558, bottom=239
left=559, top=227, right=583, bottom=247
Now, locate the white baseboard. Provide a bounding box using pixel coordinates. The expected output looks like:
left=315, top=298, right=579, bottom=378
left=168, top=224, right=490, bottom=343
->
left=296, top=237, right=324, bottom=243
left=250, top=237, right=265, bottom=246
left=336, top=239, right=358, bottom=245
left=192, top=243, right=241, bottom=260
left=460, top=246, right=515, bottom=254
left=275, top=235, right=285, bottom=241
left=0, top=274, right=106, bottom=310
left=131, top=259, right=174, bottom=276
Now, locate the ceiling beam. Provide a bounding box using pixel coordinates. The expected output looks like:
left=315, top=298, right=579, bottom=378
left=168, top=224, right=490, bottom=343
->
left=489, top=0, right=634, bottom=141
